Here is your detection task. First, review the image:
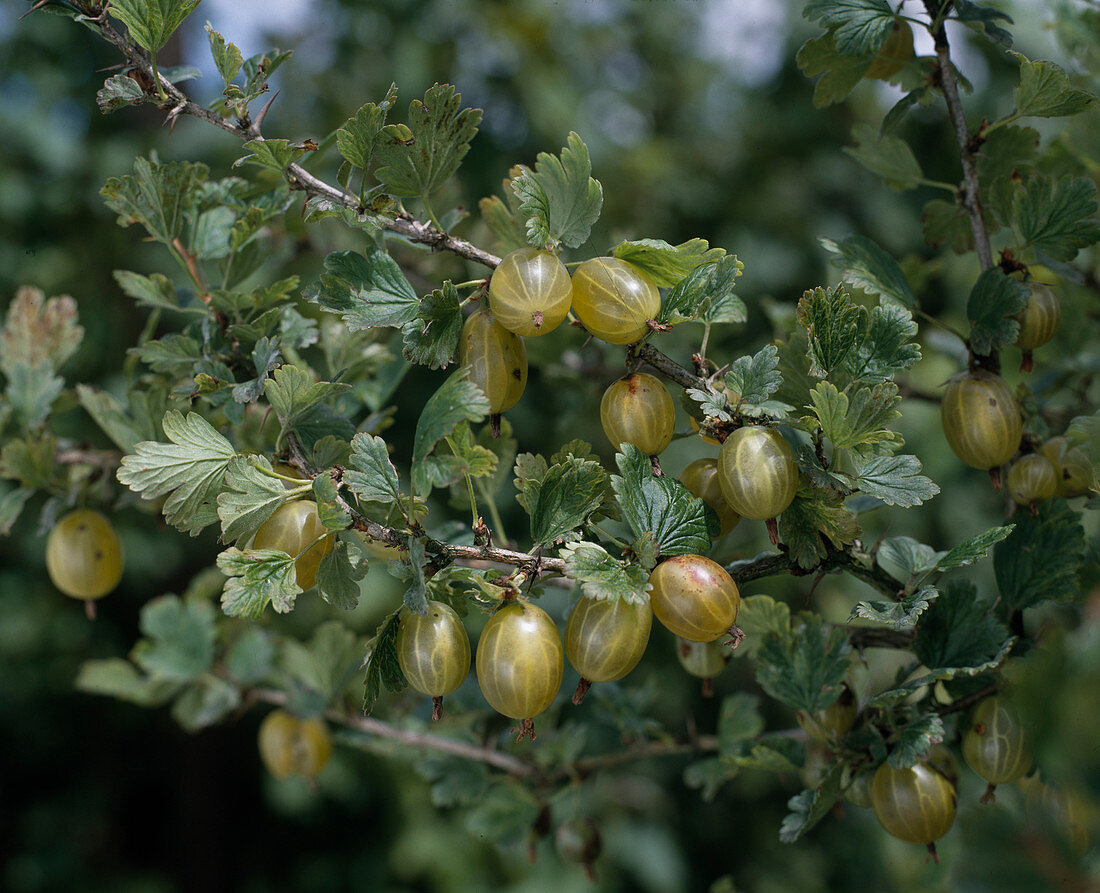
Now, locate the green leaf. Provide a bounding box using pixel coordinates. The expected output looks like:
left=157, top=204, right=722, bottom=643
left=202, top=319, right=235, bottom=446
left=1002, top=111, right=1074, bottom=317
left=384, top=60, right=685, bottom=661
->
left=844, top=123, right=923, bottom=191
left=820, top=234, right=915, bottom=308
left=130, top=333, right=201, bottom=374
left=732, top=593, right=791, bottom=660
left=756, top=614, right=851, bottom=715
left=264, top=365, right=352, bottom=432
left=993, top=501, right=1086, bottom=613
left=337, top=84, right=398, bottom=168
left=724, top=345, right=784, bottom=416
left=411, top=372, right=490, bottom=496
left=216, top=547, right=302, bottom=618
left=0, top=484, right=32, bottom=535
left=205, top=22, right=243, bottom=86
left=797, top=285, right=863, bottom=379
left=1, top=432, right=58, bottom=490
left=937, top=524, right=1014, bottom=570
left=113, top=270, right=183, bottom=313
left=96, top=74, right=146, bottom=113
left=311, top=474, right=351, bottom=531
left=444, top=421, right=498, bottom=480
left=303, top=249, right=419, bottom=330
left=100, top=157, right=208, bottom=246
left=855, top=454, right=939, bottom=507
left=851, top=303, right=921, bottom=383
left=953, top=0, right=1014, bottom=47
left=913, top=580, right=1012, bottom=676
left=316, top=540, right=366, bottom=610
left=401, top=281, right=463, bottom=370
left=611, top=445, right=714, bottom=557
left=401, top=536, right=430, bottom=615
left=233, top=139, right=308, bottom=173
left=1013, top=175, right=1100, bottom=262
left=373, top=83, right=482, bottom=197
left=806, top=381, right=901, bottom=455
left=527, top=456, right=607, bottom=545
left=966, top=268, right=1030, bottom=355
left=779, top=762, right=845, bottom=843
left=796, top=31, right=869, bottom=109
left=511, top=131, right=603, bottom=251
left=887, top=714, right=946, bottom=769
left=345, top=433, right=402, bottom=505
left=75, top=658, right=178, bottom=707
left=849, top=587, right=937, bottom=629
left=117, top=410, right=236, bottom=535
left=977, top=125, right=1039, bottom=185
left=1013, top=56, right=1095, bottom=119
left=171, top=676, right=241, bottom=733
left=130, top=595, right=216, bottom=683
left=513, top=452, right=549, bottom=514
left=716, top=693, right=767, bottom=755
left=611, top=238, right=725, bottom=288
left=658, top=255, right=745, bottom=326
left=778, top=482, right=861, bottom=570
left=561, top=542, right=651, bottom=605
left=0, top=286, right=83, bottom=377
left=6, top=362, right=64, bottom=429
left=872, top=534, right=936, bottom=580
left=363, top=610, right=406, bottom=714
left=226, top=628, right=276, bottom=686
left=921, top=197, right=974, bottom=254
left=216, top=455, right=289, bottom=543
left=804, top=0, right=895, bottom=55
left=283, top=621, right=365, bottom=703
left=109, top=0, right=201, bottom=53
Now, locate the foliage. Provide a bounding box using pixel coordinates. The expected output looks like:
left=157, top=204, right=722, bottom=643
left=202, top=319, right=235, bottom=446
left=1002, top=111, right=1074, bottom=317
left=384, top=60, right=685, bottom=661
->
left=3, top=0, right=1099, bottom=888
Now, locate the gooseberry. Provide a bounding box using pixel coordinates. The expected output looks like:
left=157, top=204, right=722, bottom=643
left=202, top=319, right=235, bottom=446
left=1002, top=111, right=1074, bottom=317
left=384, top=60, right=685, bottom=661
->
left=45, top=509, right=124, bottom=604
left=648, top=554, right=740, bottom=642
left=940, top=370, right=1022, bottom=474
left=476, top=601, right=564, bottom=740
left=252, top=500, right=335, bottom=590
left=571, top=257, right=660, bottom=345
left=599, top=372, right=676, bottom=457
left=565, top=595, right=652, bottom=704
left=257, top=709, right=333, bottom=780
left=489, top=247, right=573, bottom=337
left=396, top=600, right=471, bottom=720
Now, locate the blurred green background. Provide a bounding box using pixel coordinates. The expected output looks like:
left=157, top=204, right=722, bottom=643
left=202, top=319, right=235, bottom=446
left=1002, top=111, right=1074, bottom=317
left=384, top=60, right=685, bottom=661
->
left=2, top=1, right=1098, bottom=891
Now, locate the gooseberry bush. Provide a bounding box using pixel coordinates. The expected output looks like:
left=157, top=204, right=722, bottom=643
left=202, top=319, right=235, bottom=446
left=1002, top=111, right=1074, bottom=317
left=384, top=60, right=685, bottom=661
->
left=4, top=0, right=1100, bottom=878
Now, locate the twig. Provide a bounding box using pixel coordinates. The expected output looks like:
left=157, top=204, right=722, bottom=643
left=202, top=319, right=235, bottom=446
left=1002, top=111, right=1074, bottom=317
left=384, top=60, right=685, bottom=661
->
left=934, top=681, right=998, bottom=716
left=924, top=1, right=994, bottom=273
left=633, top=343, right=709, bottom=391
left=84, top=11, right=500, bottom=270
left=252, top=687, right=535, bottom=777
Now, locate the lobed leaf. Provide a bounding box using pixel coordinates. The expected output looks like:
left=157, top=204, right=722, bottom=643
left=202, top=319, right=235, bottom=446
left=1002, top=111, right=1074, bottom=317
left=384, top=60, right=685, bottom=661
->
left=511, top=132, right=603, bottom=250
left=217, top=548, right=302, bottom=619
left=374, top=83, right=482, bottom=198
left=337, top=84, right=398, bottom=169
left=117, top=410, right=236, bottom=536
left=303, top=249, right=419, bottom=330
left=131, top=595, right=216, bottom=683
left=844, top=123, right=923, bottom=191
left=528, top=456, right=607, bottom=546
left=611, top=445, right=714, bottom=557
left=611, top=238, right=725, bottom=288
left=803, top=0, right=895, bottom=56
left=756, top=613, right=851, bottom=716
left=993, top=501, right=1086, bottom=613
left=966, top=268, right=1030, bottom=356
left=887, top=714, right=946, bottom=769
left=1013, top=56, right=1095, bottom=120
left=561, top=541, right=651, bottom=605
left=821, top=234, right=915, bottom=308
